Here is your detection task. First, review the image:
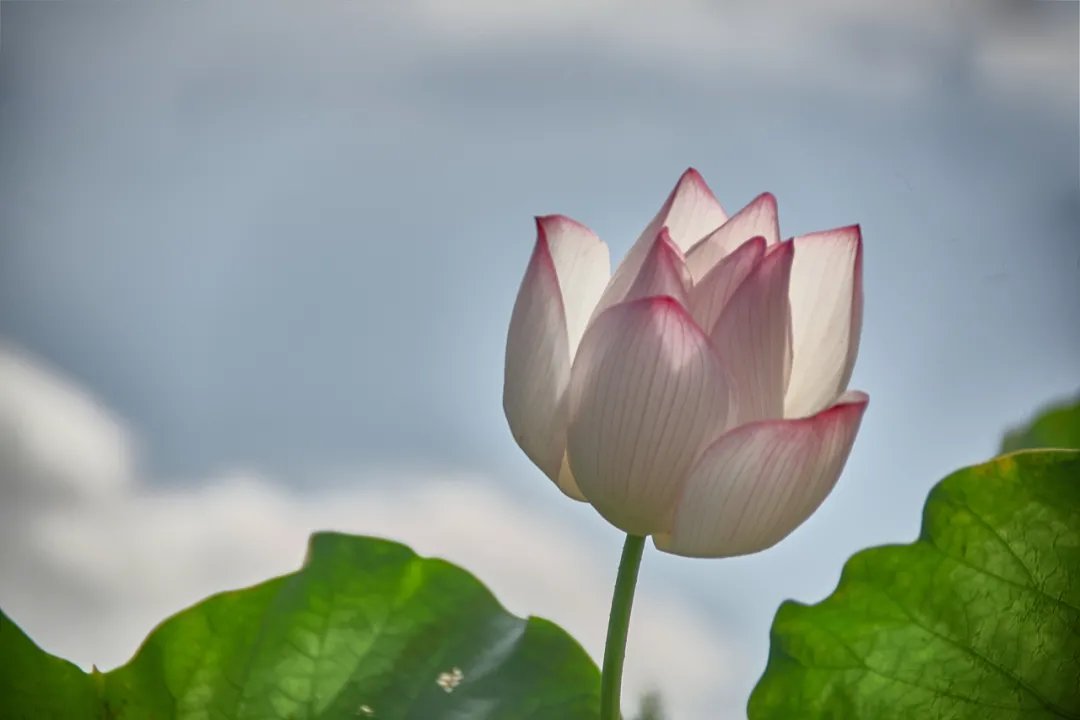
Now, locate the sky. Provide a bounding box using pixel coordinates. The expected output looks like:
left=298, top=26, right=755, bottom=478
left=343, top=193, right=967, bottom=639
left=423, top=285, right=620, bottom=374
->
left=0, top=2, right=1078, bottom=718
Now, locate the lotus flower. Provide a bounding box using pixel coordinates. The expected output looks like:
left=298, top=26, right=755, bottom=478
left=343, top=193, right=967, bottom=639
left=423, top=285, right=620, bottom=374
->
left=503, top=169, right=867, bottom=557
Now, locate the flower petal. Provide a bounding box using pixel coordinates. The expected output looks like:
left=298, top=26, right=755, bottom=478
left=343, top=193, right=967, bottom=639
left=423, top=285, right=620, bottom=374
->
left=687, top=235, right=765, bottom=335
left=504, top=220, right=609, bottom=499
left=784, top=225, right=863, bottom=419
left=590, top=169, right=726, bottom=321
left=536, top=215, right=612, bottom=356
left=624, top=228, right=692, bottom=308
left=566, top=297, right=734, bottom=534
left=709, top=240, right=794, bottom=425
left=655, top=391, right=868, bottom=558
left=647, top=168, right=729, bottom=253
left=685, top=192, right=779, bottom=281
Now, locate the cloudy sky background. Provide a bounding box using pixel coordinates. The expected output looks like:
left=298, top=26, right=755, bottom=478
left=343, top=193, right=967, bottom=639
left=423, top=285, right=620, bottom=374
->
left=1, top=2, right=1077, bottom=718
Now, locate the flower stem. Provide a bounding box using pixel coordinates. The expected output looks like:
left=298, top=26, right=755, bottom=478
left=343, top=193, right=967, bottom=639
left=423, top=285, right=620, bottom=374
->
left=601, top=533, right=646, bottom=720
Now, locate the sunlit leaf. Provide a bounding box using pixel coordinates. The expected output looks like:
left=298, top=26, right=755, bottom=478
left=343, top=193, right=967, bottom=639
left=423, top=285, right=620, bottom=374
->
left=1002, top=395, right=1080, bottom=453
left=749, top=450, right=1080, bottom=719
left=0, top=609, right=98, bottom=720
left=1, top=533, right=600, bottom=719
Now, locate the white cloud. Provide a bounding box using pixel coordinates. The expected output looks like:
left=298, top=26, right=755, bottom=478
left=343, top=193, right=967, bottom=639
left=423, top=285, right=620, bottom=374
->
left=106, top=0, right=1074, bottom=125
left=975, top=20, right=1080, bottom=106
left=0, top=345, right=132, bottom=500
left=0, top=344, right=740, bottom=719
left=402, top=0, right=1076, bottom=109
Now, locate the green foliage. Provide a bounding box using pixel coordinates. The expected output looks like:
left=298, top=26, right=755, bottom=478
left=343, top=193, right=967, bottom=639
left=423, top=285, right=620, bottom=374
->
left=1002, top=395, right=1080, bottom=453
left=749, top=450, right=1080, bottom=719
left=0, top=533, right=600, bottom=719
left=0, top=610, right=98, bottom=720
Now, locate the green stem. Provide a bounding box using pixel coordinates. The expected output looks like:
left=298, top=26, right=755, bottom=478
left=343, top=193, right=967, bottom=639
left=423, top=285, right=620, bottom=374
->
left=601, top=533, right=646, bottom=720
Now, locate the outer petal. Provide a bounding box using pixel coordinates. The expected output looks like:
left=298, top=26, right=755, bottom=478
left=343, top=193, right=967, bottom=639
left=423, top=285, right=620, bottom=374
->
left=784, top=226, right=863, bottom=419
left=537, top=215, right=612, bottom=356
left=709, top=240, right=794, bottom=425
left=687, top=235, right=765, bottom=335
left=624, top=228, right=692, bottom=308
left=566, top=297, right=734, bottom=534
left=685, top=192, right=779, bottom=282
left=504, top=220, right=610, bottom=499
left=655, top=390, right=868, bottom=558
left=590, top=169, right=726, bottom=322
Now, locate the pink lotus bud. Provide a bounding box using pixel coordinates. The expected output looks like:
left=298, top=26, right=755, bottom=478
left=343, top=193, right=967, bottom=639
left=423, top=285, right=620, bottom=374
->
left=504, top=169, right=867, bottom=558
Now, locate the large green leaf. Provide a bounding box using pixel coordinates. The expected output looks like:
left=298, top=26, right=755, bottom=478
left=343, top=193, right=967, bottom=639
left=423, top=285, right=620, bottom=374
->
left=1, top=532, right=600, bottom=719
left=0, top=608, right=99, bottom=719
left=749, top=450, right=1080, bottom=719
left=1002, top=395, right=1080, bottom=453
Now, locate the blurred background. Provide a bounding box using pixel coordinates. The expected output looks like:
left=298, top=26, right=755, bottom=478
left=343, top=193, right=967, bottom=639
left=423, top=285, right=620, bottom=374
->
left=1, top=2, right=1077, bottom=718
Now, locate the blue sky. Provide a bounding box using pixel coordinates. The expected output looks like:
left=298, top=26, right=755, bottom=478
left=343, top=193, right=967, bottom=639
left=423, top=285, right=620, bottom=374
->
left=1, top=2, right=1077, bottom=718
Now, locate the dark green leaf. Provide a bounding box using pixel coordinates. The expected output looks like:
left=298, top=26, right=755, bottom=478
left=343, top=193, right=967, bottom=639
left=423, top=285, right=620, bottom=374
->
left=1, top=532, right=600, bottom=719
left=749, top=450, right=1080, bottom=719
left=1002, top=395, right=1080, bottom=453
left=0, top=609, right=99, bottom=720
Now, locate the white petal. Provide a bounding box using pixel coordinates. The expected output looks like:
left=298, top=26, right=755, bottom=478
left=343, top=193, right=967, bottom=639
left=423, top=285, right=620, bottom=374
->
left=566, top=297, right=734, bottom=534
left=655, top=391, right=868, bottom=558
left=687, top=236, right=765, bottom=335
left=624, top=228, right=692, bottom=308
left=784, top=226, right=863, bottom=418
left=536, top=215, right=611, bottom=356
left=504, top=222, right=608, bottom=500
left=590, top=169, right=726, bottom=322
left=648, top=168, right=729, bottom=253
left=685, top=192, right=779, bottom=281
left=709, top=241, right=794, bottom=425
left=555, top=454, right=581, bottom=498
